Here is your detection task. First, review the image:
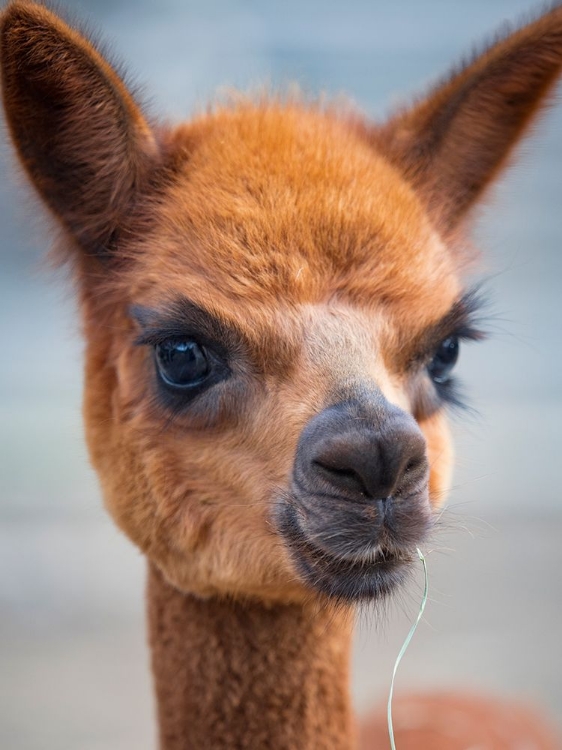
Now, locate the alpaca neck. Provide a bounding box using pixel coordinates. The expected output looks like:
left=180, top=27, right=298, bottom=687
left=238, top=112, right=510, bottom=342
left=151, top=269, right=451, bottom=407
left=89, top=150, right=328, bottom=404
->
left=147, top=564, right=356, bottom=750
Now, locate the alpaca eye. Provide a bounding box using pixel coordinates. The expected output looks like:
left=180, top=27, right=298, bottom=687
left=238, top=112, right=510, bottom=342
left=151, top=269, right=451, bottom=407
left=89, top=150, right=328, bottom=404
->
left=155, top=340, right=210, bottom=388
left=428, top=336, right=459, bottom=384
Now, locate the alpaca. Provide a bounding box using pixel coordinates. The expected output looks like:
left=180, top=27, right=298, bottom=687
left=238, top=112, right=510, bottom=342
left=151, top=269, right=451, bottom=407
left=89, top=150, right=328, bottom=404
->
left=1, top=2, right=561, bottom=748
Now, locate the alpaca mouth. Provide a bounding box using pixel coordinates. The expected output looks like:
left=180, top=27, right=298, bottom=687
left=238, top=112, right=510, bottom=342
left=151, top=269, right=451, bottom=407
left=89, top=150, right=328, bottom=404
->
left=277, top=504, right=414, bottom=602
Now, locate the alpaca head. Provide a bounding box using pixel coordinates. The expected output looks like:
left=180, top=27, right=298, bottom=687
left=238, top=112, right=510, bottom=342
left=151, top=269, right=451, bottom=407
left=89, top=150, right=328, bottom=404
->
left=2, top=2, right=561, bottom=603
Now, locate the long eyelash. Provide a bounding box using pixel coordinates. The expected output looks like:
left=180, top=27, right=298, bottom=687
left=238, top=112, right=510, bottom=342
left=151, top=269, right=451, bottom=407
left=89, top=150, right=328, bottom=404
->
left=434, top=376, right=468, bottom=411
left=456, top=323, right=487, bottom=343
left=414, top=374, right=471, bottom=418
left=134, top=328, right=196, bottom=348
left=451, top=286, right=489, bottom=343
left=423, top=286, right=491, bottom=415
left=132, top=323, right=234, bottom=364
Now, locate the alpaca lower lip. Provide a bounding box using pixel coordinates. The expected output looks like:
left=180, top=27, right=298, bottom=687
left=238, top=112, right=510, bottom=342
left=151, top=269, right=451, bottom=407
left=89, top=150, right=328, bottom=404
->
left=277, top=505, right=412, bottom=602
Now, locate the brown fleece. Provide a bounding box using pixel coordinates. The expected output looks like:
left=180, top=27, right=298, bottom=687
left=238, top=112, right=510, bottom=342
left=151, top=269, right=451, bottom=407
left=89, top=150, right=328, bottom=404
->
left=360, top=692, right=562, bottom=750
left=148, top=564, right=355, bottom=750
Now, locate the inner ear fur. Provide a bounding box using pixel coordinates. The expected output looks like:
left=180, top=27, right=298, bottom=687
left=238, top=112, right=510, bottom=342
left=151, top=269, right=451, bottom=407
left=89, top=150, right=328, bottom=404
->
left=0, top=1, right=158, bottom=257
left=376, top=4, right=562, bottom=231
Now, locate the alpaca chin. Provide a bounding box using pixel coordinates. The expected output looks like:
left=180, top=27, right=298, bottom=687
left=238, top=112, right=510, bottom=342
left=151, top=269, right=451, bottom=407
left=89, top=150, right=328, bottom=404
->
left=275, top=500, right=419, bottom=602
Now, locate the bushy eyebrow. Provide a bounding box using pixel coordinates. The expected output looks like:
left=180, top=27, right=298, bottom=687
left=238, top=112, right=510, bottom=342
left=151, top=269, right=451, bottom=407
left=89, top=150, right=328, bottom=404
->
left=408, top=288, right=486, bottom=367
left=130, top=296, right=248, bottom=357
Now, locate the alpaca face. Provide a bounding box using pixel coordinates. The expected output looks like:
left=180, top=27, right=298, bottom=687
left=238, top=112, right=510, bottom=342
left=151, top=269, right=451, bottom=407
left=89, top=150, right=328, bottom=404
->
left=2, top=2, right=561, bottom=602
left=94, top=107, right=462, bottom=600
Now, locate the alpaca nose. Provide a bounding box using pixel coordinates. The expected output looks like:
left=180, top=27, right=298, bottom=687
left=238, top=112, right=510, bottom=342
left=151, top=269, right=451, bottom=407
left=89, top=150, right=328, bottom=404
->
left=295, top=395, right=428, bottom=503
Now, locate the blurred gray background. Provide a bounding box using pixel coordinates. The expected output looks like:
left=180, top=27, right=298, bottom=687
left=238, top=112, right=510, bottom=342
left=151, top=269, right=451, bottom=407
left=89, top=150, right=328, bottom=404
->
left=1, top=1, right=561, bottom=748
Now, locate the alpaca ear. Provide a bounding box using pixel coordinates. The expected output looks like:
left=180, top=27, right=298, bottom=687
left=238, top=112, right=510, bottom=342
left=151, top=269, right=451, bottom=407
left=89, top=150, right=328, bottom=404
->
left=377, top=5, right=562, bottom=230
left=0, top=1, right=158, bottom=257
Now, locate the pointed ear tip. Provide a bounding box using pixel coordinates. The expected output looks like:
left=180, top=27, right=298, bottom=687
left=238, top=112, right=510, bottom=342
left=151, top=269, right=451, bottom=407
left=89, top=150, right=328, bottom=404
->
left=0, top=4, right=72, bottom=79
left=1, top=2, right=72, bottom=39
left=2, top=1, right=45, bottom=21
left=1, top=1, right=52, bottom=34
left=531, top=2, right=562, bottom=32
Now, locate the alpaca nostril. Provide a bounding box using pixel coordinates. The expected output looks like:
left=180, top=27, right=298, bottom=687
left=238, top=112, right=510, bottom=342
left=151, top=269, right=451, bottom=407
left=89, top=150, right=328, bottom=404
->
left=312, top=459, right=370, bottom=497
left=405, top=455, right=425, bottom=475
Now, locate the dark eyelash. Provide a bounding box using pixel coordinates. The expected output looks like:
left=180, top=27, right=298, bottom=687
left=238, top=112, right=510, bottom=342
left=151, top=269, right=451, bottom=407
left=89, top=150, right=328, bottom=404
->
left=134, top=328, right=198, bottom=347
left=406, top=287, right=488, bottom=374
left=454, top=324, right=487, bottom=343
left=413, top=374, right=472, bottom=419
left=445, top=286, right=489, bottom=343
left=133, top=327, right=232, bottom=366
left=433, top=376, right=467, bottom=411
left=458, top=285, right=490, bottom=335
left=417, top=288, right=491, bottom=416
